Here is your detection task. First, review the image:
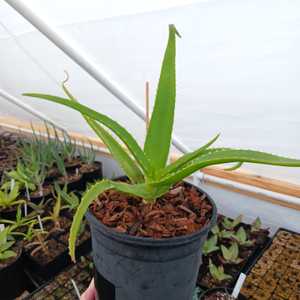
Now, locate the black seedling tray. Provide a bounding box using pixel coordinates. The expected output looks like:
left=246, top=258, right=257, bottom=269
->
left=242, top=227, right=300, bottom=275
left=24, top=254, right=94, bottom=300
left=197, top=217, right=271, bottom=291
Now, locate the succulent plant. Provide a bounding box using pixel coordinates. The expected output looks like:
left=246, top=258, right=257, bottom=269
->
left=222, top=215, right=243, bottom=230
left=24, top=25, right=300, bottom=261
left=0, top=227, right=17, bottom=261
left=250, top=217, right=262, bottom=233
left=203, top=235, right=219, bottom=256
left=220, top=242, right=243, bottom=264
left=209, top=259, right=232, bottom=282
left=232, top=227, right=254, bottom=247
left=0, top=180, right=25, bottom=209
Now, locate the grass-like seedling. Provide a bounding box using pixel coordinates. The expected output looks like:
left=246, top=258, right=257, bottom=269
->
left=23, top=25, right=300, bottom=260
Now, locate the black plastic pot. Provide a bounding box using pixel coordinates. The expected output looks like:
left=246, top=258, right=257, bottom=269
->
left=87, top=181, right=217, bottom=300
left=80, top=161, right=103, bottom=186
left=0, top=206, right=18, bottom=220
left=24, top=239, right=71, bottom=282
left=0, top=248, right=28, bottom=299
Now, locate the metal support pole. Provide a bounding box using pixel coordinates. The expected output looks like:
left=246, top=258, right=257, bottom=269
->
left=0, top=88, right=66, bottom=131
left=4, top=0, right=190, bottom=154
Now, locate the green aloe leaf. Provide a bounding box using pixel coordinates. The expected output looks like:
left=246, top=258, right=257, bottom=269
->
left=22, top=93, right=153, bottom=178
left=159, top=133, right=220, bottom=178
left=61, top=84, right=144, bottom=183
left=0, top=250, right=17, bottom=260
left=158, top=148, right=300, bottom=185
left=87, top=118, right=144, bottom=183
left=144, top=25, right=180, bottom=172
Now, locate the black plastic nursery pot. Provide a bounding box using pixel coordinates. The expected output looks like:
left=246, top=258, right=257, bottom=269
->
left=24, top=239, right=72, bottom=282
left=0, top=206, right=18, bottom=220
left=0, top=248, right=28, bottom=300
left=87, top=181, right=217, bottom=300
left=80, top=161, right=103, bottom=185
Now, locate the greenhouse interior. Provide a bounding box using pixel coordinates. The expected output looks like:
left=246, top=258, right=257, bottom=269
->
left=0, top=1, right=299, bottom=299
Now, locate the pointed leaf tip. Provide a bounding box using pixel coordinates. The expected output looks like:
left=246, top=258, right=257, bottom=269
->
left=169, top=24, right=181, bottom=38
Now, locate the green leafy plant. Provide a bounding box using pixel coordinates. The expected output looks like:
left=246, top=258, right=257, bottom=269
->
left=52, top=149, right=68, bottom=178
left=211, top=225, right=234, bottom=240
left=0, top=227, right=17, bottom=261
left=23, top=25, right=300, bottom=260
left=54, top=183, right=79, bottom=211
left=60, top=133, right=77, bottom=163
left=232, top=227, right=254, bottom=247
left=220, top=242, right=243, bottom=264
left=222, top=215, right=243, bottom=230
left=0, top=205, right=37, bottom=232
left=203, top=235, right=219, bottom=256
left=43, top=187, right=64, bottom=231
left=209, top=259, right=232, bottom=282
left=251, top=217, right=262, bottom=233
left=6, top=161, right=36, bottom=191
left=0, top=181, right=25, bottom=209
left=78, top=142, right=96, bottom=165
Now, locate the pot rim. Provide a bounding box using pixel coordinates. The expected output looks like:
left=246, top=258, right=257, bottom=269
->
left=86, top=179, right=217, bottom=247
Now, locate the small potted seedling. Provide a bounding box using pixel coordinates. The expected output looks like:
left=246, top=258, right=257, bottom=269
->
left=0, top=205, right=37, bottom=237
left=219, top=242, right=243, bottom=265
left=25, top=221, right=70, bottom=280
left=207, top=259, right=233, bottom=287
left=60, top=133, right=81, bottom=170
left=0, top=226, right=27, bottom=299
left=24, top=25, right=300, bottom=300
left=203, top=235, right=219, bottom=256
left=42, top=184, right=71, bottom=236
left=232, top=227, right=254, bottom=248
left=54, top=183, right=79, bottom=213
left=78, top=141, right=102, bottom=184
left=53, top=183, right=91, bottom=258
left=222, top=215, right=243, bottom=231
left=53, top=150, right=83, bottom=191
left=0, top=180, right=26, bottom=219
left=249, top=217, right=269, bottom=245
left=6, top=160, right=36, bottom=191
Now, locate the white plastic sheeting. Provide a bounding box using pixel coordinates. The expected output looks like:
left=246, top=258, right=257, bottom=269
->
left=0, top=0, right=299, bottom=183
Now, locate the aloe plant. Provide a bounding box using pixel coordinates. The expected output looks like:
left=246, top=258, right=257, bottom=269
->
left=79, top=142, right=96, bottom=165
left=203, top=235, right=219, bottom=256
left=250, top=217, right=262, bottom=233
left=211, top=225, right=234, bottom=240
left=208, top=259, right=232, bottom=282
left=0, top=227, right=17, bottom=261
left=7, top=161, right=36, bottom=191
left=23, top=25, right=300, bottom=260
left=232, top=227, right=254, bottom=247
left=0, top=205, right=37, bottom=231
left=220, top=242, right=243, bottom=264
left=0, top=181, right=25, bottom=209
left=54, top=183, right=79, bottom=211
left=222, top=215, right=243, bottom=230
